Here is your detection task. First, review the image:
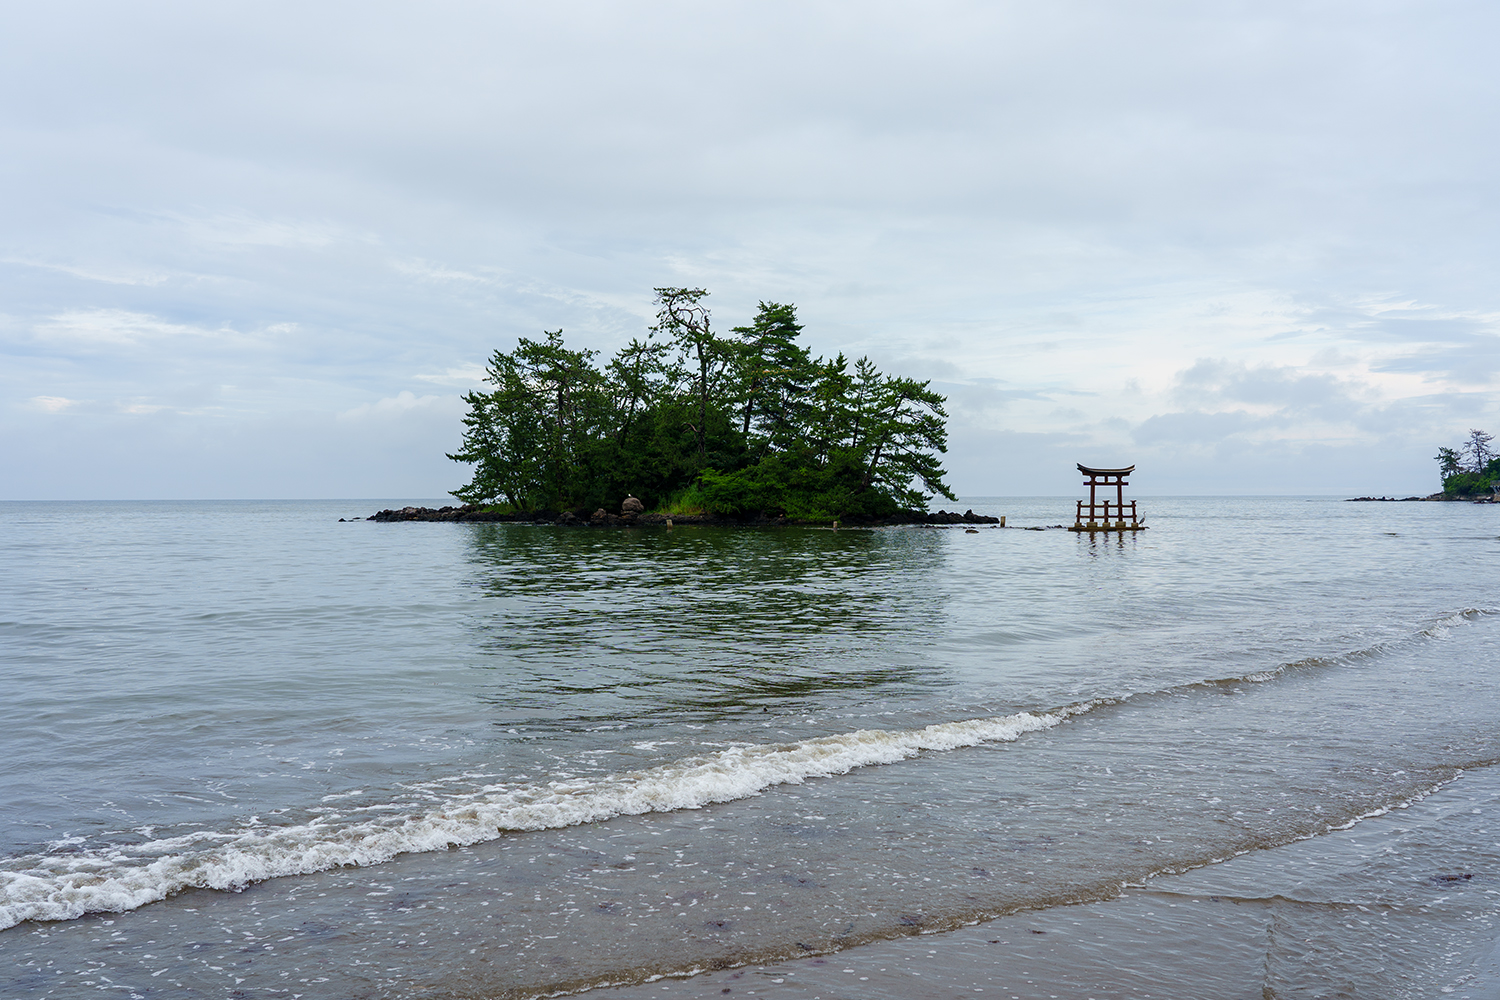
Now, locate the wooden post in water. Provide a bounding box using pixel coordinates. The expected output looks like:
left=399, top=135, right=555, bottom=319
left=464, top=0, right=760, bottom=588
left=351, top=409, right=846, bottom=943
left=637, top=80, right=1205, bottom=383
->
left=1068, top=464, right=1146, bottom=533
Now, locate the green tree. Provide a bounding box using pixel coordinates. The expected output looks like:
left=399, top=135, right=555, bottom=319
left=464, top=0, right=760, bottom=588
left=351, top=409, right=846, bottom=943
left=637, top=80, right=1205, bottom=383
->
left=804, top=353, right=855, bottom=468
left=729, top=302, right=817, bottom=453
left=1436, top=446, right=1462, bottom=479
left=855, top=372, right=957, bottom=510
left=653, top=287, right=736, bottom=464
left=692, top=355, right=956, bottom=517
left=604, top=334, right=675, bottom=445
left=448, top=330, right=608, bottom=509
left=1465, top=428, right=1495, bottom=473
left=447, top=373, right=544, bottom=509
left=449, top=351, right=546, bottom=509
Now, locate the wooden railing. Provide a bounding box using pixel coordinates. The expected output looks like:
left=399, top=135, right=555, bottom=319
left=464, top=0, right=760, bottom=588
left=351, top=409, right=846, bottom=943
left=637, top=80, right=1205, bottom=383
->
left=1074, top=499, right=1138, bottom=527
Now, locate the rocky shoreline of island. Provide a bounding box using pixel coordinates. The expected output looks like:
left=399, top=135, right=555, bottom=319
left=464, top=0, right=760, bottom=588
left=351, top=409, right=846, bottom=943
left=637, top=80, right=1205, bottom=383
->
left=1345, top=493, right=1500, bottom=502
left=363, top=503, right=1001, bottom=527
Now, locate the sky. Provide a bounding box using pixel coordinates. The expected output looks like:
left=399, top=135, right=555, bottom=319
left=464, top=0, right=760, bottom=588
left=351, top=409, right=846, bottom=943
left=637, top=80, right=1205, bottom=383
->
left=3, top=0, right=1498, bottom=499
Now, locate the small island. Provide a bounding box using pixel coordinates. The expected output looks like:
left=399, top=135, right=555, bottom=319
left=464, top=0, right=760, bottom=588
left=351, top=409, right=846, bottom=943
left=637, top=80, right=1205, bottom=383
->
left=1347, top=429, right=1500, bottom=502
left=1433, top=429, right=1500, bottom=501
left=399, top=287, right=996, bottom=527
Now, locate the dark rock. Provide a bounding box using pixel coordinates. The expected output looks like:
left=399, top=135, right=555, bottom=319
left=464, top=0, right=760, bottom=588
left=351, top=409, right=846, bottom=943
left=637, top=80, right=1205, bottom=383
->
left=872, top=509, right=999, bottom=526
left=368, top=504, right=528, bottom=522
left=557, top=511, right=581, bottom=525
left=621, top=495, right=645, bottom=515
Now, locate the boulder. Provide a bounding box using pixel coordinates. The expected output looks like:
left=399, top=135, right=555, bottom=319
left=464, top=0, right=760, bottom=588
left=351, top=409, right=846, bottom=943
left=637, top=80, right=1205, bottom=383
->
left=621, top=495, right=645, bottom=515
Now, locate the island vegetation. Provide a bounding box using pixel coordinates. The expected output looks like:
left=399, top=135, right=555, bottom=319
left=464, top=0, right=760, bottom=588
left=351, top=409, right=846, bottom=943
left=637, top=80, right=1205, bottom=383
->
left=1436, top=429, right=1499, bottom=497
left=446, top=288, right=958, bottom=520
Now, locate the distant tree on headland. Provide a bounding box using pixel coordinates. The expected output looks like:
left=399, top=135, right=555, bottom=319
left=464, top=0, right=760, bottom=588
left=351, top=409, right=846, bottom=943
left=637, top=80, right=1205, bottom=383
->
left=1436, top=429, right=1500, bottom=496
left=1465, top=428, right=1495, bottom=472
left=447, top=288, right=958, bottom=519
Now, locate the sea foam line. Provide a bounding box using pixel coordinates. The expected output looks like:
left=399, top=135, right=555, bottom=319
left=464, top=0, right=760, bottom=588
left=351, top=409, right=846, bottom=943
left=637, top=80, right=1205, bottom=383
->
left=1182, top=606, right=1500, bottom=691
left=0, top=710, right=1069, bottom=929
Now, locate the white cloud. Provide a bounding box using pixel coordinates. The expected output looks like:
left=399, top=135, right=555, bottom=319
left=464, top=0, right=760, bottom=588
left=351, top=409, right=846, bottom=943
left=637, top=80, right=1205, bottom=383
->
left=29, top=395, right=76, bottom=412
left=392, top=258, right=495, bottom=284
left=31, top=309, right=229, bottom=346
left=413, top=365, right=488, bottom=386
left=1129, top=356, right=1484, bottom=450
left=1170, top=359, right=1374, bottom=418
left=2, top=258, right=171, bottom=286
left=337, top=391, right=448, bottom=422
left=168, top=211, right=345, bottom=250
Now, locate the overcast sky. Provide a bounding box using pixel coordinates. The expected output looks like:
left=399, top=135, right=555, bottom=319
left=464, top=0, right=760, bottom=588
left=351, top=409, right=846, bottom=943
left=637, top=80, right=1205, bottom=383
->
left=3, top=1, right=1497, bottom=499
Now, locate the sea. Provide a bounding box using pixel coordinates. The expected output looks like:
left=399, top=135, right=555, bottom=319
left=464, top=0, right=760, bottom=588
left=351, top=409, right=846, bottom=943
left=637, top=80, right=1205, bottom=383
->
left=2, top=496, right=1499, bottom=1000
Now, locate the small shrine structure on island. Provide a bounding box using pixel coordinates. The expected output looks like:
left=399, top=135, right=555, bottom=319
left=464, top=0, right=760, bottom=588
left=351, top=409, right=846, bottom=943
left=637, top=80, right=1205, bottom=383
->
left=1069, top=464, right=1146, bottom=533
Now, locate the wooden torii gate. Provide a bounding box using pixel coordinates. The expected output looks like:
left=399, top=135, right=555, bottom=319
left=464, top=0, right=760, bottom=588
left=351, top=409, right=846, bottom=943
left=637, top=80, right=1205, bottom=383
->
left=1069, top=464, right=1146, bottom=533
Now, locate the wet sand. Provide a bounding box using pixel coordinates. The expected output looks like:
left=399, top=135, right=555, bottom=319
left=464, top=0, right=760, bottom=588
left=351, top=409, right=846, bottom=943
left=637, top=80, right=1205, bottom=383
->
left=596, top=767, right=1500, bottom=1000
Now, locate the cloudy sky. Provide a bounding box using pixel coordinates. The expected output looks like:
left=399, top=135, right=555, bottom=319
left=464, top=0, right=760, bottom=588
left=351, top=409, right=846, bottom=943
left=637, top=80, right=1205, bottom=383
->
left=3, top=1, right=1497, bottom=499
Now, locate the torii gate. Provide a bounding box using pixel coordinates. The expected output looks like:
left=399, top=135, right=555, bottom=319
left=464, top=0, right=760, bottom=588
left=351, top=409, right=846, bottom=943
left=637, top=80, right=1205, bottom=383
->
left=1069, top=464, right=1146, bottom=533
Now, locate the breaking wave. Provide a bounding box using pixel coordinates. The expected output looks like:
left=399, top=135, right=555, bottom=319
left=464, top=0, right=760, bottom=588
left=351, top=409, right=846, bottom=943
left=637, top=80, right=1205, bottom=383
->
left=0, top=710, right=1069, bottom=928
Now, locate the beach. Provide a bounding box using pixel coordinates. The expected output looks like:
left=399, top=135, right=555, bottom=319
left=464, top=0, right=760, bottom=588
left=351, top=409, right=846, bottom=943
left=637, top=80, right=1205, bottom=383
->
left=598, top=767, right=1500, bottom=999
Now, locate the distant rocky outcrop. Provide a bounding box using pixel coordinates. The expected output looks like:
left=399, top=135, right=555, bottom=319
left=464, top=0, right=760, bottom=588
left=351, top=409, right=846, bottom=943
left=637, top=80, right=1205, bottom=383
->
left=367, top=504, right=521, bottom=522
left=900, top=509, right=1000, bottom=525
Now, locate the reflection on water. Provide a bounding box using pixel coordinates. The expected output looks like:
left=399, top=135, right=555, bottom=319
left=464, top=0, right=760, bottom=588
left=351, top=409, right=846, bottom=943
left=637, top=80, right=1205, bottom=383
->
left=460, top=525, right=953, bottom=725
left=1080, top=528, right=1141, bottom=554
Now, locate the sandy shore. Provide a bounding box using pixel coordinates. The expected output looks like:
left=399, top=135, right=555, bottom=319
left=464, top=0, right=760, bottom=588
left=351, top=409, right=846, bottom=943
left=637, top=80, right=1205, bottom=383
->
left=595, top=767, right=1500, bottom=1000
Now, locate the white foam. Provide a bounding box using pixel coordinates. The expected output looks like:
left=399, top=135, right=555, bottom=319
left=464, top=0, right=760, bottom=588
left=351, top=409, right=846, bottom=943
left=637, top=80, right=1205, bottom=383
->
left=1420, top=607, right=1496, bottom=637
left=0, top=711, right=1067, bottom=929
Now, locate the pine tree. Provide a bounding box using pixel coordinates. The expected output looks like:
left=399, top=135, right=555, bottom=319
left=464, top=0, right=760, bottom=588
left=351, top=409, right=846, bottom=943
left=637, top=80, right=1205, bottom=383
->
left=729, top=302, right=816, bottom=454
left=653, top=288, right=735, bottom=464
left=1465, top=428, right=1495, bottom=474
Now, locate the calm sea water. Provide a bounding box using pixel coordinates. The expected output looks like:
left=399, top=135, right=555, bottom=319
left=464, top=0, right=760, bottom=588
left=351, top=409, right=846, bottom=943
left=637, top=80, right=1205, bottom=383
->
left=2, top=497, right=1499, bottom=998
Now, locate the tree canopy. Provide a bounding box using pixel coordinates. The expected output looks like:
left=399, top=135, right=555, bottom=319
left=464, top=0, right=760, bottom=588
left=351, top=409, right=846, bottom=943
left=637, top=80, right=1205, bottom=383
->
left=448, top=289, right=958, bottom=519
